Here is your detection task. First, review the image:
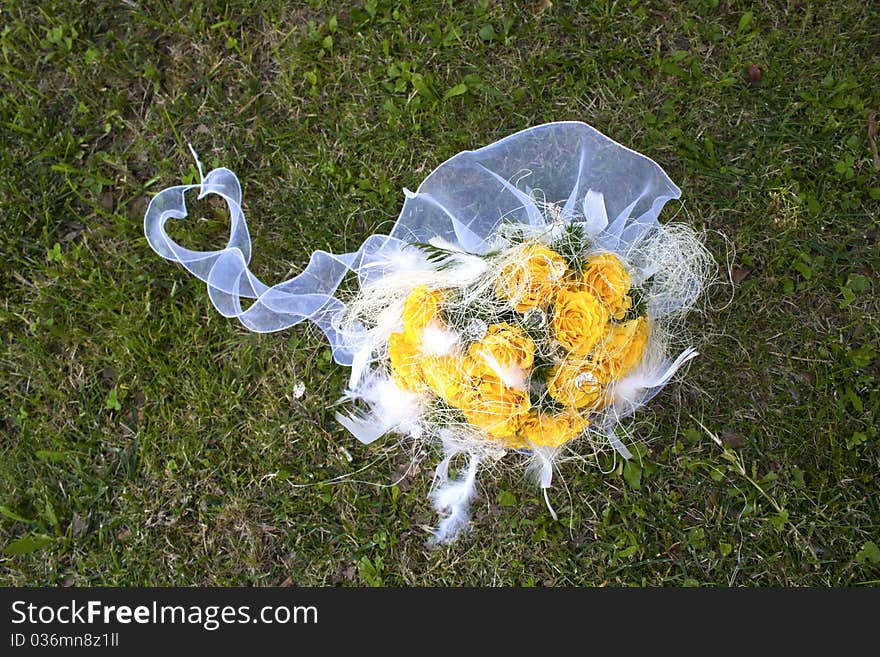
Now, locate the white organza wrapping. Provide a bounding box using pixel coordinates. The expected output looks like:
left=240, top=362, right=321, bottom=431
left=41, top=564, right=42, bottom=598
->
left=145, top=121, right=681, bottom=366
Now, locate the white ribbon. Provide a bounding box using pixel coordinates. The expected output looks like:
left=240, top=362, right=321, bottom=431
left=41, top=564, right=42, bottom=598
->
left=145, top=122, right=681, bottom=364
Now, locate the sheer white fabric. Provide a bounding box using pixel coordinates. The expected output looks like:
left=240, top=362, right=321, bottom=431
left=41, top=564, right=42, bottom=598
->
left=144, top=121, right=681, bottom=368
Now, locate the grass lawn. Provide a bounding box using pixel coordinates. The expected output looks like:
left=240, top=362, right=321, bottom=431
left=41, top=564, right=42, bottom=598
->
left=1, top=0, right=878, bottom=586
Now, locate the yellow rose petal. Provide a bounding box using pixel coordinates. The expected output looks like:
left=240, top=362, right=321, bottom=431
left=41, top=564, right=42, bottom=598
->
left=460, top=374, right=531, bottom=439
left=546, top=358, right=608, bottom=410
left=552, top=287, right=609, bottom=355
left=495, top=243, right=569, bottom=313
left=595, top=316, right=651, bottom=379
left=402, top=285, right=446, bottom=343
left=388, top=331, right=426, bottom=392
left=518, top=409, right=588, bottom=448
left=469, top=322, right=535, bottom=378
left=422, top=354, right=475, bottom=407
left=581, top=252, right=632, bottom=318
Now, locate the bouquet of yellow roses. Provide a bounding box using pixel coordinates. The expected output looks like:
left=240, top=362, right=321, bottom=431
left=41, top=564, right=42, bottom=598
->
left=144, top=122, right=711, bottom=543
left=386, top=246, right=648, bottom=448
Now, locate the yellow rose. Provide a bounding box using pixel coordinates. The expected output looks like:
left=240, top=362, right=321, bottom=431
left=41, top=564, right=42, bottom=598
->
left=495, top=243, right=569, bottom=312
left=402, top=285, right=446, bottom=343
left=469, top=322, right=535, bottom=377
left=552, top=287, right=609, bottom=355
left=594, top=316, right=650, bottom=378
left=421, top=354, right=475, bottom=407
left=545, top=358, right=609, bottom=410
left=460, top=375, right=531, bottom=439
left=581, top=253, right=632, bottom=319
left=388, top=331, right=425, bottom=392
left=517, top=409, right=589, bottom=448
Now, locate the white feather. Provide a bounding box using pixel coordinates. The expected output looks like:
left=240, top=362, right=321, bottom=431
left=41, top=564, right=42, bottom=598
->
left=473, top=349, right=527, bottom=390
left=611, top=347, right=698, bottom=411
left=428, top=450, right=480, bottom=545
left=419, top=324, right=459, bottom=357
left=526, top=446, right=559, bottom=521
left=338, top=373, right=425, bottom=445
left=447, top=253, right=489, bottom=282
left=427, top=236, right=466, bottom=252
left=427, top=237, right=490, bottom=281
left=387, top=244, right=432, bottom=274
left=527, top=445, right=557, bottom=489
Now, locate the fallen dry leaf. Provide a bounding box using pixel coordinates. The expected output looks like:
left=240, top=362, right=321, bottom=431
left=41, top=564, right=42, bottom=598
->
left=391, top=460, right=420, bottom=492
left=62, top=222, right=85, bottom=242
left=731, top=267, right=752, bottom=284
left=722, top=428, right=745, bottom=448
left=746, top=64, right=762, bottom=86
